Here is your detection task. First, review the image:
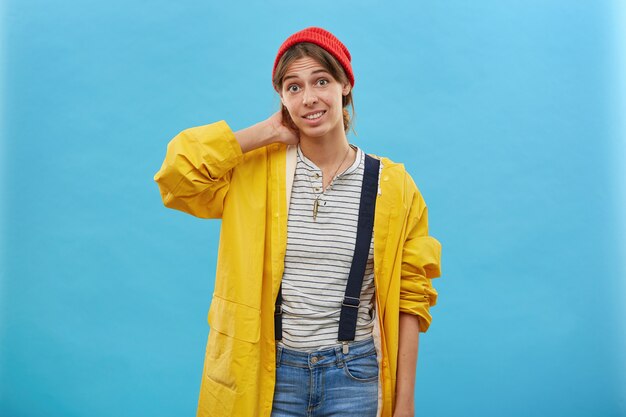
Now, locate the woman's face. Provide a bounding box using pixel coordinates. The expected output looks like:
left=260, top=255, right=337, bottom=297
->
left=279, top=56, right=351, bottom=139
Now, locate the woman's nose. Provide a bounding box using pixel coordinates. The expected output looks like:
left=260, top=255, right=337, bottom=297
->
left=302, top=89, right=318, bottom=106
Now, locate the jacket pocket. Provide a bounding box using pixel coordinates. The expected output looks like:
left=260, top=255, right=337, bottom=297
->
left=207, top=294, right=261, bottom=343
left=198, top=373, right=236, bottom=416
left=201, top=295, right=260, bottom=404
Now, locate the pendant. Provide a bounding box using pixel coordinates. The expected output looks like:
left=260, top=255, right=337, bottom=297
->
left=313, top=198, right=319, bottom=220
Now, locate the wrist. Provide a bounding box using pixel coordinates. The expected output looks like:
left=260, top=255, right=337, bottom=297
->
left=393, top=400, right=415, bottom=417
left=258, top=119, right=280, bottom=146
left=234, top=121, right=275, bottom=153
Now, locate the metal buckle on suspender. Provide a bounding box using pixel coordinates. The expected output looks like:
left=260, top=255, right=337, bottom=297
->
left=340, top=297, right=360, bottom=353
left=342, top=296, right=360, bottom=308
left=274, top=305, right=283, bottom=315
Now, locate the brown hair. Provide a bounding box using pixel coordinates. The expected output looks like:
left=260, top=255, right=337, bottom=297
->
left=272, top=42, right=355, bottom=134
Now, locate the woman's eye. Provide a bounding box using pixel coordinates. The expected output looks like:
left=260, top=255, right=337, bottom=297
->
left=318, top=79, right=328, bottom=86
left=288, top=85, right=300, bottom=93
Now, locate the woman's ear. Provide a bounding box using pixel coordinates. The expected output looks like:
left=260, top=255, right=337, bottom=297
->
left=342, top=83, right=351, bottom=96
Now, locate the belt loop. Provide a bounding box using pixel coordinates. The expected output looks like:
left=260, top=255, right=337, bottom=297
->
left=334, top=345, right=344, bottom=368
left=276, top=345, right=283, bottom=368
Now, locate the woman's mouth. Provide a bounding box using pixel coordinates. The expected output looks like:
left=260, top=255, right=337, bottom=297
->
left=302, top=110, right=326, bottom=121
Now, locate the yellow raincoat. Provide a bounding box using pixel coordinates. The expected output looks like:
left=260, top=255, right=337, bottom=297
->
left=154, top=120, right=441, bottom=417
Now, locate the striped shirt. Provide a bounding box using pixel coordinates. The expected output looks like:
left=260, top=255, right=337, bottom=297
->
left=278, top=145, right=376, bottom=351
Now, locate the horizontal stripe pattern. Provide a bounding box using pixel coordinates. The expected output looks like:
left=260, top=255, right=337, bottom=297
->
left=279, top=145, right=375, bottom=351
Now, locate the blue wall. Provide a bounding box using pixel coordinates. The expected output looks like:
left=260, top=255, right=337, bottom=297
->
left=1, top=0, right=624, bottom=416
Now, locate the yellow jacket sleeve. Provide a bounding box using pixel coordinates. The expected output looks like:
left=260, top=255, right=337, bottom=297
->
left=399, top=175, right=442, bottom=332
left=153, top=120, right=243, bottom=219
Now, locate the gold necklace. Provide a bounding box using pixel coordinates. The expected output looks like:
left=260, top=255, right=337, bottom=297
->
left=309, top=146, right=352, bottom=221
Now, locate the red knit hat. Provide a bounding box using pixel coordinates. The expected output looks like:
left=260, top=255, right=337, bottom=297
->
left=272, top=27, right=354, bottom=88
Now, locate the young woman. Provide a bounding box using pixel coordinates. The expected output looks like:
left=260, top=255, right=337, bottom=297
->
left=154, top=27, right=442, bottom=417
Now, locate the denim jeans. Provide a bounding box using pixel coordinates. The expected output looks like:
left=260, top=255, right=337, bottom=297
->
left=270, top=337, right=379, bottom=417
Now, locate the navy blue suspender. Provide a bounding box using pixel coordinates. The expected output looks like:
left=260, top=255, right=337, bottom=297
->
left=337, top=154, right=380, bottom=342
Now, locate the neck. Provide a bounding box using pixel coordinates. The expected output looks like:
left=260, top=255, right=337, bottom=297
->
left=299, top=129, right=351, bottom=171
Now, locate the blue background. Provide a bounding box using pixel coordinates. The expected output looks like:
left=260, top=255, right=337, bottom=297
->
left=1, top=0, right=624, bottom=416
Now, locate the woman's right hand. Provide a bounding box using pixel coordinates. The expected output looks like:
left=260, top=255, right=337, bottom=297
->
left=265, top=110, right=300, bottom=146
